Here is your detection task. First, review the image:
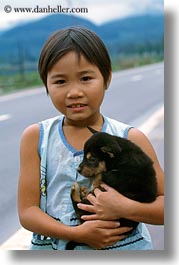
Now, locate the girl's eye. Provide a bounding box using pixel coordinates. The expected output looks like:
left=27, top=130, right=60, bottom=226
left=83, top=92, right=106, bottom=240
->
left=56, top=79, right=65, bottom=85
left=81, top=76, right=91, bottom=82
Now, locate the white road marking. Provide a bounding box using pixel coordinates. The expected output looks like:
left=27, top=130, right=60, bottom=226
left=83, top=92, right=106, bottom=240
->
left=0, top=228, right=31, bottom=250
left=138, top=105, right=164, bottom=136
left=0, top=87, right=44, bottom=102
left=113, top=62, right=163, bottom=79
left=0, top=114, right=11, bottom=122
left=131, top=74, right=143, bottom=82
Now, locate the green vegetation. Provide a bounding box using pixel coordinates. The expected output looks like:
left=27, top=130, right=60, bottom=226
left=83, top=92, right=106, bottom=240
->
left=112, top=53, right=163, bottom=71
left=0, top=71, right=43, bottom=95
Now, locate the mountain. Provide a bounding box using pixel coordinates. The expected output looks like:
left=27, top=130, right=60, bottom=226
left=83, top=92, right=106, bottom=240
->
left=0, top=13, right=163, bottom=64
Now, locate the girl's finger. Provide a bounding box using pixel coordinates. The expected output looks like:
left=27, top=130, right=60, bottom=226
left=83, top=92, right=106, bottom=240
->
left=86, top=193, right=97, bottom=203
left=100, top=183, right=110, bottom=191
left=77, top=203, right=95, bottom=213
left=81, top=214, right=98, bottom=221
left=93, top=188, right=103, bottom=196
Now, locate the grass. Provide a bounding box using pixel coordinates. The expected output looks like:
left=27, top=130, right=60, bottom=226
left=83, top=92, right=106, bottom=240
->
left=0, top=71, right=43, bottom=95
left=112, top=54, right=163, bottom=71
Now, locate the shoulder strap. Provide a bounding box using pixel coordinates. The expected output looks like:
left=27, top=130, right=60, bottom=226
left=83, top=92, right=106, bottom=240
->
left=104, top=116, right=133, bottom=138
left=39, top=116, right=62, bottom=212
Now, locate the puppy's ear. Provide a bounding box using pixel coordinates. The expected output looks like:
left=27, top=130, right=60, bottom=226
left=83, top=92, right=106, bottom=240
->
left=87, top=126, right=99, bottom=134
left=100, top=145, right=121, bottom=158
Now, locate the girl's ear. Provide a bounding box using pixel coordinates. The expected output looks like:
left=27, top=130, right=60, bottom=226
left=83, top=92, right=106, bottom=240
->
left=105, top=71, right=112, bottom=90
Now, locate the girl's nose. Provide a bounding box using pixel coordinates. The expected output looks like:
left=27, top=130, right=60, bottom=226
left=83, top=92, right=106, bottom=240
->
left=67, top=86, right=83, bottom=98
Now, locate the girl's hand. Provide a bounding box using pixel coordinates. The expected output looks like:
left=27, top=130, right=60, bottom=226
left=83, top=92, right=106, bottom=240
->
left=75, top=220, right=132, bottom=249
left=77, top=184, right=132, bottom=221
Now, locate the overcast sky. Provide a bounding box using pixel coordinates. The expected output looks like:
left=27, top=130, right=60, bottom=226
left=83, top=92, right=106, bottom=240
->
left=0, top=0, right=163, bottom=31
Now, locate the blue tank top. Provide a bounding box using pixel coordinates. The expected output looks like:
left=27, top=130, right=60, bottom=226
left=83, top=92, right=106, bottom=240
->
left=30, top=115, right=153, bottom=250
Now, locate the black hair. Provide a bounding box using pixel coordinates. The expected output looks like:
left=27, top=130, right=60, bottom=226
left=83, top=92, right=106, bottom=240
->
left=38, top=27, right=111, bottom=93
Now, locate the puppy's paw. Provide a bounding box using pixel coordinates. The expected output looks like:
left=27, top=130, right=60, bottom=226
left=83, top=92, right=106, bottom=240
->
left=71, top=182, right=82, bottom=203
left=80, top=186, right=88, bottom=200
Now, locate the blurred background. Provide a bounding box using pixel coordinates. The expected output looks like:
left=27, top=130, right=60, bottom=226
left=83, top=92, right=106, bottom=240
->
left=0, top=0, right=164, bottom=250
left=0, top=0, right=163, bottom=94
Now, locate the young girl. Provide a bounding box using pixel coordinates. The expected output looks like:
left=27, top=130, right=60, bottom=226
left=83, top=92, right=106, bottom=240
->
left=18, top=27, right=164, bottom=250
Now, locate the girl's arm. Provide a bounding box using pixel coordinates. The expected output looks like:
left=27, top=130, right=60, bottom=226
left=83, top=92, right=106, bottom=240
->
left=78, top=128, right=164, bottom=225
left=18, top=124, right=131, bottom=249
left=18, top=124, right=71, bottom=238
left=126, top=128, right=164, bottom=224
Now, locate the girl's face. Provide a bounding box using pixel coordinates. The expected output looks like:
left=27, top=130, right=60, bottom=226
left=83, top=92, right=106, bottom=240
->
left=47, top=51, right=108, bottom=126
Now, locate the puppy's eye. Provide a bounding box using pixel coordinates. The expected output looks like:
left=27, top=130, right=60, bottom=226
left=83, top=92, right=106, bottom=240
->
left=88, top=157, right=96, bottom=162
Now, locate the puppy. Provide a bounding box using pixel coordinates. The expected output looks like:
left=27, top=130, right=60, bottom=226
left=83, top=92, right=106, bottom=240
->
left=66, top=129, right=157, bottom=250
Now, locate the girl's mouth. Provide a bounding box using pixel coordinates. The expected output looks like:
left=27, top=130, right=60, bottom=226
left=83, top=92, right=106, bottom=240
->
left=67, top=103, right=88, bottom=112
left=68, top=103, right=87, bottom=108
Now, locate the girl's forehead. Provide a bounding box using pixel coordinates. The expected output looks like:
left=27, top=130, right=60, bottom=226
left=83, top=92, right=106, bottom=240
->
left=51, top=51, right=95, bottom=70
left=58, top=50, right=89, bottom=64
left=48, top=50, right=101, bottom=77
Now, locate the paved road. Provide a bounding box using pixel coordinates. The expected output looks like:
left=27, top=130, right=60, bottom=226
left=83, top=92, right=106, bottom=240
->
left=0, top=62, right=164, bottom=247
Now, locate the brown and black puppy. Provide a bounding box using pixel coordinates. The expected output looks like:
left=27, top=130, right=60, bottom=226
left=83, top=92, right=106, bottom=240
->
left=66, top=129, right=157, bottom=250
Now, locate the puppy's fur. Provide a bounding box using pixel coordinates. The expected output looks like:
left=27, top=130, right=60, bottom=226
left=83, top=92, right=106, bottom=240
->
left=66, top=129, right=157, bottom=250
